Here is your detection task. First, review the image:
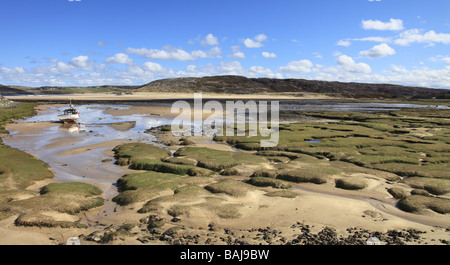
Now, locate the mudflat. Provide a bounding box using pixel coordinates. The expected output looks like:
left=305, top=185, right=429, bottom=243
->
left=0, top=98, right=449, bottom=245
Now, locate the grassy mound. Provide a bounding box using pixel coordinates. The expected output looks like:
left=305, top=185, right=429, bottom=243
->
left=397, top=195, right=450, bottom=214
left=130, top=159, right=213, bottom=177
left=277, top=170, right=328, bottom=184
left=14, top=213, right=87, bottom=229
left=40, top=182, right=102, bottom=197
left=0, top=102, right=38, bottom=134
left=174, top=147, right=266, bottom=172
left=10, top=182, right=104, bottom=215
left=246, top=177, right=291, bottom=189
left=204, top=179, right=253, bottom=197
left=264, top=190, right=298, bottom=198
left=403, top=177, right=450, bottom=195
left=251, top=169, right=278, bottom=179
left=0, top=145, right=54, bottom=189
left=112, top=143, right=171, bottom=166
left=335, top=177, right=368, bottom=190
left=387, top=187, right=406, bottom=199
left=116, top=171, right=183, bottom=192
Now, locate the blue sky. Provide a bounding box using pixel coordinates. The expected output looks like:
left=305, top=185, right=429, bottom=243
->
left=1, top=0, right=450, bottom=88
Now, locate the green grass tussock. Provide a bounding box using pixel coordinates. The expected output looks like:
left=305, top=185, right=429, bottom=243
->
left=40, top=182, right=103, bottom=197
left=130, top=158, right=214, bottom=177
left=335, top=177, right=368, bottom=190
left=277, top=170, right=328, bottom=184
left=264, top=190, right=298, bottom=198
left=397, top=195, right=450, bottom=214
left=204, top=179, right=253, bottom=197
left=403, top=177, right=450, bottom=195
left=174, top=147, right=266, bottom=172
left=112, top=143, right=171, bottom=166
left=246, top=177, right=292, bottom=189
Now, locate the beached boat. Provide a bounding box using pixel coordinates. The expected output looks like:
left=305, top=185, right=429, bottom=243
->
left=58, top=102, right=80, bottom=123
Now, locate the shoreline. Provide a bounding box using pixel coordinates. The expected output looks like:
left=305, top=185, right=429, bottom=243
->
left=4, top=92, right=337, bottom=103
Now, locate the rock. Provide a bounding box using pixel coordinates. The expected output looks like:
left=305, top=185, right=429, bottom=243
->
left=160, top=234, right=172, bottom=241
left=208, top=222, right=216, bottom=231
left=149, top=228, right=164, bottom=234
left=145, top=215, right=165, bottom=229
left=171, top=216, right=181, bottom=222
left=137, top=237, right=149, bottom=244
left=163, top=227, right=182, bottom=237
left=85, top=231, right=103, bottom=242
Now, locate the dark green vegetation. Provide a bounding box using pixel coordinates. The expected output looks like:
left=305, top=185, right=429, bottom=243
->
left=246, top=177, right=292, bottom=189
left=174, top=147, right=266, bottom=172
left=204, top=179, right=253, bottom=197
left=0, top=101, right=37, bottom=134
left=0, top=101, right=53, bottom=191
left=398, top=195, right=450, bottom=214
left=335, top=177, right=368, bottom=190
left=0, top=101, right=104, bottom=227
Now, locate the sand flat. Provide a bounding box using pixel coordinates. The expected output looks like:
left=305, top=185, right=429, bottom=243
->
left=5, top=92, right=334, bottom=102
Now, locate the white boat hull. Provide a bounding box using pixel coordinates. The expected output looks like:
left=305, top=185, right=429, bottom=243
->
left=58, top=113, right=79, bottom=123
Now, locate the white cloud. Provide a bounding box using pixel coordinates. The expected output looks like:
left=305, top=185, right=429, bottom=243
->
left=229, top=51, right=245, bottom=59
left=69, top=55, right=93, bottom=70
left=126, top=47, right=194, bottom=61
left=219, top=61, right=245, bottom=75
left=441, top=57, right=450, bottom=64
left=126, top=45, right=222, bottom=61
left=279, top=60, right=314, bottom=73
left=429, top=55, right=450, bottom=64
left=244, top=38, right=264, bottom=48
left=48, top=62, right=76, bottom=73
left=313, top=52, right=323, bottom=59
left=337, top=40, right=351, bottom=47
left=254, top=34, right=268, bottom=42
left=248, top=66, right=282, bottom=78
left=106, top=53, right=133, bottom=64
left=191, top=46, right=223, bottom=59
left=361, top=18, right=404, bottom=31
left=337, top=37, right=391, bottom=47
left=201, top=33, right=219, bottom=46
left=262, top=51, right=277, bottom=58
left=0, top=67, right=25, bottom=74
left=336, top=55, right=372, bottom=74
left=394, top=29, right=450, bottom=46
left=353, top=36, right=392, bottom=43
left=390, top=64, right=409, bottom=74
left=243, top=34, right=268, bottom=48
left=142, top=61, right=174, bottom=76
left=360, top=43, right=396, bottom=58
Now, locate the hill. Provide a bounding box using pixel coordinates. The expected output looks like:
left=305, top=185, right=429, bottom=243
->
left=2, top=76, right=450, bottom=99
left=136, top=76, right=450, bottom=99
left=0, top=84, right=32, bottom=95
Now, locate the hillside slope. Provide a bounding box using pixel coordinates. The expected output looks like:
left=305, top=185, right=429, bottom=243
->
left=0, top=84, right=32, bottom=95
left=137, top=76, right=450, bottom=99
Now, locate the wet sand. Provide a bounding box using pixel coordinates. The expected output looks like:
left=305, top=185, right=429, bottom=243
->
left=1, top=102, right=449, bottom=245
